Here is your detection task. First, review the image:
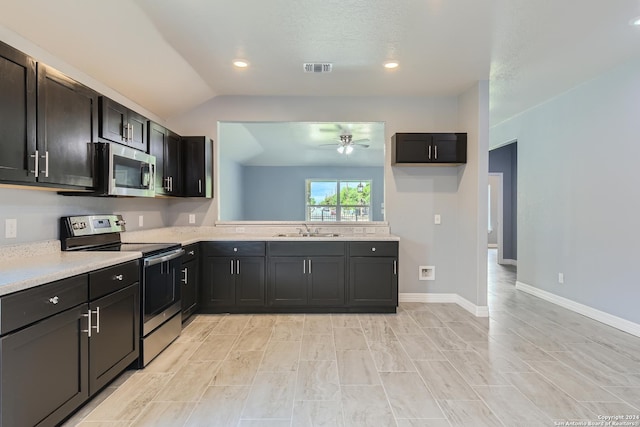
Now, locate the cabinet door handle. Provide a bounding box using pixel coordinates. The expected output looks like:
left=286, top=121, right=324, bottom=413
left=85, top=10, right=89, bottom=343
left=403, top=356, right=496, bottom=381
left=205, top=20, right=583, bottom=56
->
left=308, top=259, right=312, bottom=274
left=198, top=179, right=202, bottom=194
left=170, top=176, right=174, bottom=192
left=82, top=309, right=92, bottom=337
left=48, top=296, right=59, bottom=304
left=230, top=259, right=234, bottom=275
left=236, top=260, right=240, bottom=275
left=42, top=151, right=49, bottom=177
left=434, top=145, right=438, bottom=160
left=93, top=307, right=100, bottom=334
left=182, top=267, right=188, bottom=284
left=30, top=150, right=39, bottom=178
left=303, top=259, right=306, bottom=274
left=113, top=274, right=123, bottom=281
left=393, top=260, right=397, bottom=275
left=428, top=145, right=431, bottom=160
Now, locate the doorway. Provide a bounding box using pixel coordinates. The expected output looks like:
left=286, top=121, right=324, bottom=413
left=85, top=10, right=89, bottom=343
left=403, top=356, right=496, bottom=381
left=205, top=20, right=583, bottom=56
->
left=488, top=141, right=517, bottom=266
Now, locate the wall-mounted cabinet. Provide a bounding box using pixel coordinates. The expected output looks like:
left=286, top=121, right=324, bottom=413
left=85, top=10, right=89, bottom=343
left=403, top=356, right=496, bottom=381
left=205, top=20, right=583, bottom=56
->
left=0, top=41, right=36, bottom=184
left=149, top=121, right=182, bottom=196
left=99, top=96, right=147, bottom=152
left=392, top=133, right=467, bottom=165
left=181, top=136, right=213, bottom=198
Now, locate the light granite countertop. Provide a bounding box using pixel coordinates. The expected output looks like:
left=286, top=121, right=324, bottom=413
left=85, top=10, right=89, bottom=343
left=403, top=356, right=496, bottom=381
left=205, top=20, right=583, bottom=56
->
left=0, top=240, right=141, bottom=297
left=0, top=227, right=399, bottom=297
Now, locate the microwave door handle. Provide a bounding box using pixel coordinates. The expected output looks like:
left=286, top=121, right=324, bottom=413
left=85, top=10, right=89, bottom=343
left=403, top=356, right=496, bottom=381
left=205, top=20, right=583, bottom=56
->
left=144, top=249, right=185, bottom=267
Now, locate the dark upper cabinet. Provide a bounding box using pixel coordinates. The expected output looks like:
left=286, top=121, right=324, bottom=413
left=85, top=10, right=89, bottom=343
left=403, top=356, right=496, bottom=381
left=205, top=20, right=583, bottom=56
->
left=392, top=133, right=467, bottom=165
left=181, top=136, right=213, bottom=198
left=0, top=41, right=36, bottom=184
left=37, top=63, right=98, bottom=188
left=99, top=96, right=147, bottom=152
left=149, top=121, right=181, bottom=196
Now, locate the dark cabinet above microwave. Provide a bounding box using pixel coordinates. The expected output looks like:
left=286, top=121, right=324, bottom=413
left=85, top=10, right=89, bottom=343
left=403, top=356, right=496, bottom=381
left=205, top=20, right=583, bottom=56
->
left=392, top=133, right=467, bottom=165
left=98, top=96, right=148, bottom=152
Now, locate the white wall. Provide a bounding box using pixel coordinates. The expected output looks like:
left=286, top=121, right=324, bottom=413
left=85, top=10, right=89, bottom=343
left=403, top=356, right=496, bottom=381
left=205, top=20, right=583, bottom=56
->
left=168, top=94, right=489, bottom=305
left=490, top=57, right=640, bottom=324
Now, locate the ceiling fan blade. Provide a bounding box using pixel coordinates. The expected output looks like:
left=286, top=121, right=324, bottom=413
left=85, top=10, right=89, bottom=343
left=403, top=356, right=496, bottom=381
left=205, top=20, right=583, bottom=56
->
left=354, top=144, right=370, bottom=148
left=351, top=138, right=370, bottom=144
left=319, top=143, right=340, bottom=147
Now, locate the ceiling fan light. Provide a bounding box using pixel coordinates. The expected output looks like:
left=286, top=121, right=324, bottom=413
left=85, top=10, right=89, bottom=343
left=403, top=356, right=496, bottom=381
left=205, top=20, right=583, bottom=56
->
left=631, top=16, right=640, bottom=26
left=345, top=145, right=354, bottom=154
left=337, top=146, right=345, bottom=154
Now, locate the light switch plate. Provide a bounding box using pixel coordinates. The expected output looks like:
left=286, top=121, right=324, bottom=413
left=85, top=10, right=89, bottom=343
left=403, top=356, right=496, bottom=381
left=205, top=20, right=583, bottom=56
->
left=5, top=219, right=17, bottom=239
left=138, top=215, right=144, bottom=227
left=188, top=214, right=196, bottom=224
left=434, top=214, right=441, bottom=225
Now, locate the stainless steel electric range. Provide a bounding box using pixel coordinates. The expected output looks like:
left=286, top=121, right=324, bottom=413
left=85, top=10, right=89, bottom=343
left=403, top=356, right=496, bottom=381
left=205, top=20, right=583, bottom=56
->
left=60, top=214, right=184, bottom=367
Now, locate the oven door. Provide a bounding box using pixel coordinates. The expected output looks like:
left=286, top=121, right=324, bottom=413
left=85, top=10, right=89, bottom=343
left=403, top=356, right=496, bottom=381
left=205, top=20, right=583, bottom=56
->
left=142, top=248, right=184, bottom=335
left=105, top=143, right=156, bottom=197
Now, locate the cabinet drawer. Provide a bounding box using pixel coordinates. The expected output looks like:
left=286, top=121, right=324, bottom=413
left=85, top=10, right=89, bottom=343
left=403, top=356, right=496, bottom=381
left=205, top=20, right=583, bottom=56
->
left=0, top=274, right=88, bottom=335
left=349, top=242, right=398, bottom=257
left=268, top=242, right=345, bottom=257
left=204, top=241, right=265, bottom=257
left=89, top=260, right=139, bottom=300
left=182, top=243, right=200, bottom=262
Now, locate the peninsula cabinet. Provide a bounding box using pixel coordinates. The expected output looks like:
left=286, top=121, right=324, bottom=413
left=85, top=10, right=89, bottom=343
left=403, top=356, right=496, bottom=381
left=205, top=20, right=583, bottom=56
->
left=267, top=242, right=346, bottom=307
left=181, top=136, right=213, bottom=198
left=0, top=41, right=36, bottom=184
left=0, top=261, right=140, bottom=427
left=0, top=275, right=89, bottom=427
left=201, top=242, right=266, bottom=310
left=348, top=242, right=398, bottom=308
left=392, top=132, right=467, bottom=165
left=149, top=121, right=182, bottom=196
left=99, top=96, right=147, bottom=152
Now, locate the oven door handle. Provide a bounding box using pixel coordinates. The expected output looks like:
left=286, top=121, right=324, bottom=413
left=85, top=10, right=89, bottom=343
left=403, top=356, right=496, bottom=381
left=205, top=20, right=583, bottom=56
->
left=143, top=248, right=185, bottom=267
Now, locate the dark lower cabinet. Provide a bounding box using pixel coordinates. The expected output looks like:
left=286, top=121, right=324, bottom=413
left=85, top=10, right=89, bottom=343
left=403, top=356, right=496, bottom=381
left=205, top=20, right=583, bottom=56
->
left=0, top=40, right=36, bottom=184
left=88, top=283, right=139, bottom=394
left=348, top=242, right=398, bottom=308
left=0, top=304, right=89, bottom=427
left=268, top=256, right=345, bottom=307
left=201, top=242, right=266, bottom=310
left=181, top=244, right=200, bottom=320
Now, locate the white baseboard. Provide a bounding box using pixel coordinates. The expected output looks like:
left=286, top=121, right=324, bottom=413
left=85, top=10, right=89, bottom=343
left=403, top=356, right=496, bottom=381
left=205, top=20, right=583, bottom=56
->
left=516, top=281, right=640, bottom=338
left=399, top=293, right=489, bottom=317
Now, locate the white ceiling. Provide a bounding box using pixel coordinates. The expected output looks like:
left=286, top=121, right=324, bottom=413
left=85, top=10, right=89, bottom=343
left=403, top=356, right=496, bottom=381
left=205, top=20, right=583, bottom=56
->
left=1, top=0, right=639, bottom=125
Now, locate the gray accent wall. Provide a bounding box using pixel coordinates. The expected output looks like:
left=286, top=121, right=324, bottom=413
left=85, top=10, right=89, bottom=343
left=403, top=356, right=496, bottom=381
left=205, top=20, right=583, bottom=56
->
left=240, top=166, right=384, bottom=221
left=490, top=56, right=640, bottom=324
left=489, top=142, right=517, bottom=260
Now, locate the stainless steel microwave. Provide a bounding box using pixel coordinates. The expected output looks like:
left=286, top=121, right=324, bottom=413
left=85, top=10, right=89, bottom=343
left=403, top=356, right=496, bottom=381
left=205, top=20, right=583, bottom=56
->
left=95, top=143, right=156, bottom=197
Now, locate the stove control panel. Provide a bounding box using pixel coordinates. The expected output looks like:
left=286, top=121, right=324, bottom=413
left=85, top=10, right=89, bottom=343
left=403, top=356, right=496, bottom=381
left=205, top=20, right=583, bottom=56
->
left=62, top=214, right=127, bottom=237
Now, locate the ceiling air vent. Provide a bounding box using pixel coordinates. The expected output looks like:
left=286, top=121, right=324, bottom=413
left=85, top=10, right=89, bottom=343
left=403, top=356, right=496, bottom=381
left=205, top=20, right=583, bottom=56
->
left=303, top=63, right=332, bottom=73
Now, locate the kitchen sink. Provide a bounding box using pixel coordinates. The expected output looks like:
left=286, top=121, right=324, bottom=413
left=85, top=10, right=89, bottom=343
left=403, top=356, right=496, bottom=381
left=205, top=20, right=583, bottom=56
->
left=274, top=233, right=342, bottom=238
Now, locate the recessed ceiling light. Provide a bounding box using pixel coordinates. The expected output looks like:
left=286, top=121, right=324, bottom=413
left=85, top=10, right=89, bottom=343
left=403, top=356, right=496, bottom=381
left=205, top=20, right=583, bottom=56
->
left=631, top=16, right=640, bottom=26
left=233, top=60, right=249, bottom=68
left=384, top=61, right=399, bottom=69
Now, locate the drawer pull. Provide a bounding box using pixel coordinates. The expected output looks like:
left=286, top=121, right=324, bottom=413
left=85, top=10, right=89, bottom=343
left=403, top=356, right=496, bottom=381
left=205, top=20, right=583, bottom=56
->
left=48, top=296, right=59, bottom=304
left=371, top=247, right=376, bottom=252
left=233, top=247, right=238, bottom=252
left=188, top=250, right=195, bottom=256
left=113, top=274, right=123, bottom=281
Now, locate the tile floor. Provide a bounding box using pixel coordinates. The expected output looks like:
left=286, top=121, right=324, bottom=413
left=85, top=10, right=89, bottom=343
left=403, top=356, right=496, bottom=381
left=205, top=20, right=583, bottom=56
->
left=64, top=250, right=640, bottom=426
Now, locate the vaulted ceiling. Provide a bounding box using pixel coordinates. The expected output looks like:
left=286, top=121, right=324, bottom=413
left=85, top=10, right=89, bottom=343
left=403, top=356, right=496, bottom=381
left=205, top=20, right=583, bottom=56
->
left=1, top=0, right=639, bottom=125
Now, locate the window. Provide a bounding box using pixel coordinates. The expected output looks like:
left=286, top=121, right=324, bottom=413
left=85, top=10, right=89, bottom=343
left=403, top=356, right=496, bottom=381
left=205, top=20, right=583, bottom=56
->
left=306, top=179, right=371, bottom=222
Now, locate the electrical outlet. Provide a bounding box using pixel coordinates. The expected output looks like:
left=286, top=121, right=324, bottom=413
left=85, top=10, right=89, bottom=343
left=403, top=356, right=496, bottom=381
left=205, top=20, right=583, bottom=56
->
left=434, top=214, right=441, bottom=225
left=558, top=273, right=564, bottom=284
left=188, top=214, right=196, bottom=224
left=138, top=215, right=144, bottom=227
left=5, top=219, right=17, bottom=239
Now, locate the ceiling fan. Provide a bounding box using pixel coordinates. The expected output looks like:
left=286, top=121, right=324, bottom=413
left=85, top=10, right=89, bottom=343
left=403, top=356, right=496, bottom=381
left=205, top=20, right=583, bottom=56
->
left=320, top=134, right=370, bottom=154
